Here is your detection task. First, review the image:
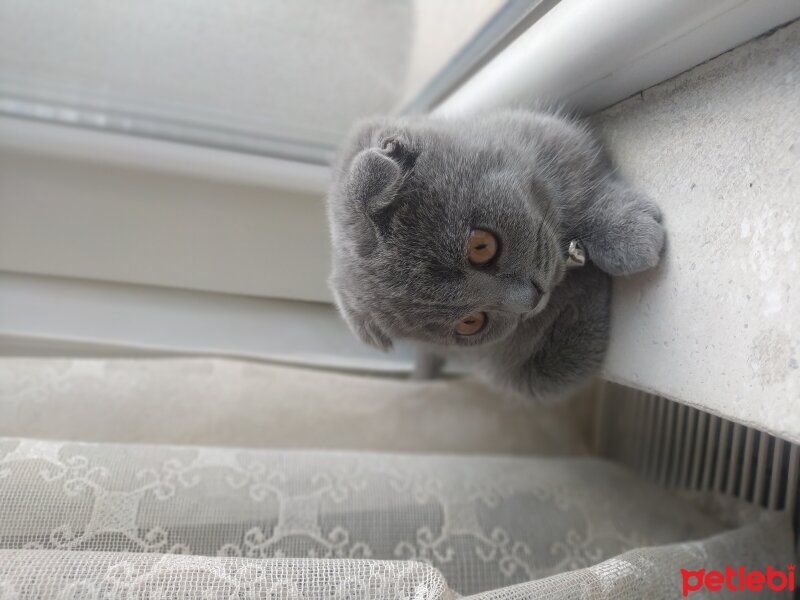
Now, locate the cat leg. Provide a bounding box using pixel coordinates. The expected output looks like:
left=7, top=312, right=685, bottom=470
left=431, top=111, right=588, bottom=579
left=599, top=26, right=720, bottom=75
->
left=579, top=177, right=665, bottom=276
left=520, top=310, right=608, bottom=401
left=486, top=268, right=610, bottom=402
left=410, top=348, right=446, bottom=380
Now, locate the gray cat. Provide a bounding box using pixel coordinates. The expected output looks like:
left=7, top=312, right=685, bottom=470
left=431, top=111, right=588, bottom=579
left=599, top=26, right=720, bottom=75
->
left=326, top=109, right=664, bottom=402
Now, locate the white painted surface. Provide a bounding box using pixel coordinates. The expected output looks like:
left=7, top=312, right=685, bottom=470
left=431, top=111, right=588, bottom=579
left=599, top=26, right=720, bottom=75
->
left=398, top=0, right=506, bottom=107
left=594, top=22, right=799, bottom=442
left=0, top=117, right=331, bottom=195
left=0, top=149, right=333, bottom=303
left=437, top=0, right=800, bottom=116
left=0, top=272, right=413, bottom=372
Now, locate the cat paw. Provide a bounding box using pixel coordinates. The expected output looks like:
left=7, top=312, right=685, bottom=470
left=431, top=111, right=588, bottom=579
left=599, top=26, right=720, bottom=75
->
left=588, top=196, right=665, bottom=277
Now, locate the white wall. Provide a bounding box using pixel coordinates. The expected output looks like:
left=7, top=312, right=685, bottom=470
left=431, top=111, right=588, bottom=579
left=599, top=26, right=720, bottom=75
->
left=0, top=149, right=332, bottom=303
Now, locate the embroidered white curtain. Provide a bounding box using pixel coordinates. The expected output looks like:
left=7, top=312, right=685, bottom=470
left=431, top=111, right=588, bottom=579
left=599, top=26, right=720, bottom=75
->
left=0, top=437, right=793, bottom=598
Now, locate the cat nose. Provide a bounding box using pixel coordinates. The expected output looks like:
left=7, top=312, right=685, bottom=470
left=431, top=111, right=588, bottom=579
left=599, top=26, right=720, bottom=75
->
left=502, top=281, right=540, bottom=314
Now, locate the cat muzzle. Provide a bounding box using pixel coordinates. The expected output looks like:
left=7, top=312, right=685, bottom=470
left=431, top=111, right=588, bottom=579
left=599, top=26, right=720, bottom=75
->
left=501, top=281, right=542, bottom=315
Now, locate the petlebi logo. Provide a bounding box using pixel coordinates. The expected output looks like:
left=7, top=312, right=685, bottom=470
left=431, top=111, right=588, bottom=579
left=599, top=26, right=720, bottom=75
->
left=681, top=565, right=796, bottom=596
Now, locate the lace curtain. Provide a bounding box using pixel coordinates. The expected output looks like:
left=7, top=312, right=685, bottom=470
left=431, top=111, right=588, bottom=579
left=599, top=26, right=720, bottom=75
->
left=0, top=437, right=793, bottom=598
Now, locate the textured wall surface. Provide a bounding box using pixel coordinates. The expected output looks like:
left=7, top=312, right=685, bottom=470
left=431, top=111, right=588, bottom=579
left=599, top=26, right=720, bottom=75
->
left=594, top=21, right=799, bottom=442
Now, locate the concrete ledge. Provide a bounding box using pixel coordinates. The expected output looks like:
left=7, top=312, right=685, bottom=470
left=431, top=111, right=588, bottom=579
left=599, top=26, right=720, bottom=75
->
left=594, top=21, right=799, bottom=442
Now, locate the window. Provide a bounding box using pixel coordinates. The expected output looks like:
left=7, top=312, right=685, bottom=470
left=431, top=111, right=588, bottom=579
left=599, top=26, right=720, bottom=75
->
left=0, top=0, right=545, bottom=163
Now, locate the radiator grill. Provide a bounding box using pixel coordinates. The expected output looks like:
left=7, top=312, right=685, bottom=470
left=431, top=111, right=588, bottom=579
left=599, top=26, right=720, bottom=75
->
left=595, top=383, right=799, bottom=538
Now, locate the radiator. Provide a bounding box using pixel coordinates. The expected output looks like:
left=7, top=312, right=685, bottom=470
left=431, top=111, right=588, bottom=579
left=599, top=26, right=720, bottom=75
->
left=596, top=383, right=799, bottom=545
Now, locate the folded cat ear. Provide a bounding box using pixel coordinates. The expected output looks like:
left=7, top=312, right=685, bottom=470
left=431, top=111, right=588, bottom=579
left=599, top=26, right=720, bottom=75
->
left=331, top=288, right=393, bottom=351
left=346, top=148, right=403, bottom=229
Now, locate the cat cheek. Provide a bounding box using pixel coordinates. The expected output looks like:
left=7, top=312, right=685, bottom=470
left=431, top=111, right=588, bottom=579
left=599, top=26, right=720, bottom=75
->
left=332, top=288, right=394, bottom=351
left=342, top=307, right=393, bottom=350
left=356, top=320, right=393, bottom=351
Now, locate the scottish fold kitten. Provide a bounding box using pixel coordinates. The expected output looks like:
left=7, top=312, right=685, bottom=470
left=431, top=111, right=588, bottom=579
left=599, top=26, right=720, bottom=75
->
left=327, top=110, right=664, bottom=402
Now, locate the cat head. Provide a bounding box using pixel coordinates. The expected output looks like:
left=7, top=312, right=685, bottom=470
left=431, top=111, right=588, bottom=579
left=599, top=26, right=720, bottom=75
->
left=327, top=115, right=566, bottom=351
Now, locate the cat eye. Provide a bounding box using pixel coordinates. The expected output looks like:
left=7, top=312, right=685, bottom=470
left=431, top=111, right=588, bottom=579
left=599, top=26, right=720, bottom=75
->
left=455, top=311, right=486, bottom=336
left=467, top=229, right=498, bottom=266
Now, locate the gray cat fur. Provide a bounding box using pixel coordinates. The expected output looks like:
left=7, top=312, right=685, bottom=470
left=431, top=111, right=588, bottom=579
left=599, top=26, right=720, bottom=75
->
left=326, top=109, right=664, bottom=402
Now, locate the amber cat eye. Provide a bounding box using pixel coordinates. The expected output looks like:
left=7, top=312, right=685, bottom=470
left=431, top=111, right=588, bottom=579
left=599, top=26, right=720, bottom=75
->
left=455, top=311, right=486, bottom=336
left=467, top=229, right=498, bottom=266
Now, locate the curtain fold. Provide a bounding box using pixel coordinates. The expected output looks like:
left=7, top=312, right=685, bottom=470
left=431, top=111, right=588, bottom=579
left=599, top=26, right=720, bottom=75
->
left=0, top=437, right=793, bottom=598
